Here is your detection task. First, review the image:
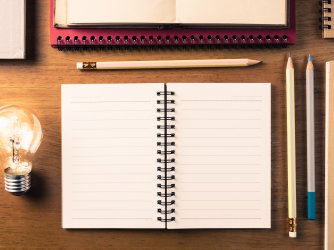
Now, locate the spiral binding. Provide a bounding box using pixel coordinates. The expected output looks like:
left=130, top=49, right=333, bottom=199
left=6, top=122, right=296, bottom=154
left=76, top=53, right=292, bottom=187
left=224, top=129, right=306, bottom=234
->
left=55, top=34, right=289, bottom=50
left=322, top=0, right=333, bottom=31
left=157, top=87, right=176, bottom=226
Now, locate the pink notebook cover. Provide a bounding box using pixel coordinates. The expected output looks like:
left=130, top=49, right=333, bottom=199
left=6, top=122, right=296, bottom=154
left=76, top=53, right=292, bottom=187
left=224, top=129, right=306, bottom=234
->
left=50, top=0, right=296, bottom=48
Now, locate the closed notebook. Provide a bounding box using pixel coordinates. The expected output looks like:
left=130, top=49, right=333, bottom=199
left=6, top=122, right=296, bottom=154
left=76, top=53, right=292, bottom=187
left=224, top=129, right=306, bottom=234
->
left=62, top=83, right=271, bottom=229
left=0, top=0, right=25, bottom=59
left=51, top=0, right=296, bottom=47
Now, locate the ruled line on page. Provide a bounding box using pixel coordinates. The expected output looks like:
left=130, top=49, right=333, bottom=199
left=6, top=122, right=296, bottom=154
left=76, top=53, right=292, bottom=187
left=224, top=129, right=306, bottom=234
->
left=72, top=190, right=152, bottom=193
left=72, top=181, right=151, bottom=185
left=71, top=118, right=151, bottom=121
left=72, top=136, right=151, bottom=139
left=178, top=128, right=261, bottom=130
left=180, top=200, right=261, bottom=202
left=179, top=163, right=259, bottom=166
left=72, top=109, right=153, bottom=112
left=177, top=154, right=261, bottom=157
left=178, top=136, right=262, bottom=138
left=181, top=108, right=261, bottom=111
left=181, top=209, right=260, bottom=211
left=180, top=118, right=261, bottom=121
left=179, top=218, right=262, bottom=220
left=70, top=100, right=151, bottom=104
left=180, top=146, right=260, bottom=148
left=180, top=99, right=263, bottom=102
left=179, top=191, right=260, bottom=193
left=72, top=208, right=150, bottom=211
left=74, top=173, right=152, bottom=176
left=179, top=181, right=261, bottom=184
left=73, top=199, right=152, bottom=202
left=72, top=218, right=153, bottom=220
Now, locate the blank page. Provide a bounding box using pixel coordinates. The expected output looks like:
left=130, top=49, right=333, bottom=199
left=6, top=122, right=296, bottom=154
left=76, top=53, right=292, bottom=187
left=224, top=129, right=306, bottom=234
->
left=0, top=0, right=25, bottom=58
left=176, top=0, right=287, bottom=25
left=62, top=84, right=164, bottom=229
left=66, top=0, right=176, bottom=25
left=169, top=83, right=271, bottom=229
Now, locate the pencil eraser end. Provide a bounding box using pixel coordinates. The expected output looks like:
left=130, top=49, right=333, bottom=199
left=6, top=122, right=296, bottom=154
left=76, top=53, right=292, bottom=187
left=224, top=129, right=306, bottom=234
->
left=77, top=62, right=83, bottom=69
left=289, top=232, right=297, bottom=238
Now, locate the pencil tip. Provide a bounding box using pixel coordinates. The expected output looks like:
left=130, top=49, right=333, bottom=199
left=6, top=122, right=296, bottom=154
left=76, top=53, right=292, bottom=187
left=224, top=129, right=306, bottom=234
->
left=308, top=54, right=313, bottom=62
left=248, top=59, right=262, bottom=65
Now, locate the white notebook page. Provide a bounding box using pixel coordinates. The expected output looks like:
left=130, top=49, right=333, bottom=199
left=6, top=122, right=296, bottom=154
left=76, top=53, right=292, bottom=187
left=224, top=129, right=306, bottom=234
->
left=169, top=83, right=271, bottom=229
left=176, top=0, right=287, bottom=25
left=66, top=0, right=176, bottom=25
left=62, top=84, right=164, bottom=229
left=60, top=0, right=286, bottom=26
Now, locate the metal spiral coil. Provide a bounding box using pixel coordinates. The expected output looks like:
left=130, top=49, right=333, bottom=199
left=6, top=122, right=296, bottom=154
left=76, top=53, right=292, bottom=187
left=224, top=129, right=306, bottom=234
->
left=157, top=200, right=175, bottom=206
left=157, top=125, right=175, bottom=129
left=157, top=167, right=175, bottom=172
left=157, top=192, right=175, bottom=197
left=157, top=88, right=176, bottom=224
left=157, top=217, right=176, bottom=222
left=157, top=159, right=175, bottom=163
left=158, top=208, right=175, bottom=214
left=157, top=150, right=175, bottom=155
left=157, top=183, right=175, bottom=189
left=157, top=100, right=175, bottom=104
left=157, top=133, right=175, bottom=137
left=157, top=175, right=175, bottom=180
left=56, top=34, right=289, bottom=50
left=321, top=0, right=333, bottom=30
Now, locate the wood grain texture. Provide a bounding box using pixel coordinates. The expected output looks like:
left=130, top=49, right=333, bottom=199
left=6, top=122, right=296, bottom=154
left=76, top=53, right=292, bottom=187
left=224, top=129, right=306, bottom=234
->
left=0, top=0, right=328, bottom=249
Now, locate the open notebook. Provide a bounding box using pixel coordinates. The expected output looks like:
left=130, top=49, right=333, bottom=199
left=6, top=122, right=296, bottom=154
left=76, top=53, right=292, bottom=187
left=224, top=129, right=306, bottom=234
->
left=62, top=83, right=271, bottom=229
left=55, top=0, right=288, bottom=26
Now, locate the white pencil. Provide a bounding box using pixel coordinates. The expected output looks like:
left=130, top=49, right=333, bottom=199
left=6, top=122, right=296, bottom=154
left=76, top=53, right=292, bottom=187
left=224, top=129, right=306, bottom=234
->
left=306, top=55, right=316, bottom=220
left=286, top=54, right=297, bottom=238
left=76, top=59, right=262, bottom=70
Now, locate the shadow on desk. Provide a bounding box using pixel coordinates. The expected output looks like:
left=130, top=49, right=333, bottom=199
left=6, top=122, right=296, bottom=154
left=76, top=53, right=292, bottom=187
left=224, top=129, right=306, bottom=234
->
left=25, top=171, right=47, bottom=201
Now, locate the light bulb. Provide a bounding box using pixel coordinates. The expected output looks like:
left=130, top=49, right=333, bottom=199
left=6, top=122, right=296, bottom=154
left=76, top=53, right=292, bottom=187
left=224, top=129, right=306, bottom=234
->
left=0, top=105, right=43, bottom=195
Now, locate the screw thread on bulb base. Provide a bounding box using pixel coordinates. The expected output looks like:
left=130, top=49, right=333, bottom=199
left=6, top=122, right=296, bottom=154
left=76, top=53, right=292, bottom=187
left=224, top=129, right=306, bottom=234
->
left=4, top=168, right=31, bottom=195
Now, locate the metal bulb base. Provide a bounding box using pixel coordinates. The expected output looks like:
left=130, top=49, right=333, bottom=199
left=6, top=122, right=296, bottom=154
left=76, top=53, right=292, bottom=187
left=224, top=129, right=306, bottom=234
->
left=4, top=168, right=31, bottom=195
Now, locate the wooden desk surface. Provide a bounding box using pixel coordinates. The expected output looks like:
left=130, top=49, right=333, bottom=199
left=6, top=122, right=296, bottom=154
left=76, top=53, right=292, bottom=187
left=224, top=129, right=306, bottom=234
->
left=0, top=0, right=329, bottom=249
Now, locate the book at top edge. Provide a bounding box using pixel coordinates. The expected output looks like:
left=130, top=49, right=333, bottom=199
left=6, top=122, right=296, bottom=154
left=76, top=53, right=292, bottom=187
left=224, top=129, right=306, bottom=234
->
left=0, top=0, right=26, bottom=59
left=49, top=0, right=296, bottom=47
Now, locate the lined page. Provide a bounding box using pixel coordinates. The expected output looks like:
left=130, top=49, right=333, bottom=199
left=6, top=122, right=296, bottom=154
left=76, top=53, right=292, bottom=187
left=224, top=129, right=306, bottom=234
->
left=169, top=83, right=271, bottom=229
left=62, top=84, right=164, bottom=229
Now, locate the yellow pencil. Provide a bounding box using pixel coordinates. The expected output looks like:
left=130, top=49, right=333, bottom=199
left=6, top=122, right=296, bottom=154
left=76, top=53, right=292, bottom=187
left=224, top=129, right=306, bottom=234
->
left=77, top=59, right=262, bottom=70
left=286, top=54, right=297, bottom=238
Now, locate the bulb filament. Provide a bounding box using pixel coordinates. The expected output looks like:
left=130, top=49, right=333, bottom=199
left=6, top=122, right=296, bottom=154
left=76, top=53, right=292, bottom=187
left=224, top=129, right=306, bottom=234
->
left=10, top=137, right=21, bottom=167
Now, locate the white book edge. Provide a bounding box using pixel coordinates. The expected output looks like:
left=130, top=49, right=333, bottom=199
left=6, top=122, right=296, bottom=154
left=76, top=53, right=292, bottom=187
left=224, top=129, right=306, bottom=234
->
left=325, top=62, right=330, bottom=250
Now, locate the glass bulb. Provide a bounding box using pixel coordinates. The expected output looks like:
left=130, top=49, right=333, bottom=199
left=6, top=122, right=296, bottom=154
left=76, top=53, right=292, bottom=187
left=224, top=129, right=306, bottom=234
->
left=0, top=105, right=43, bottom=195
